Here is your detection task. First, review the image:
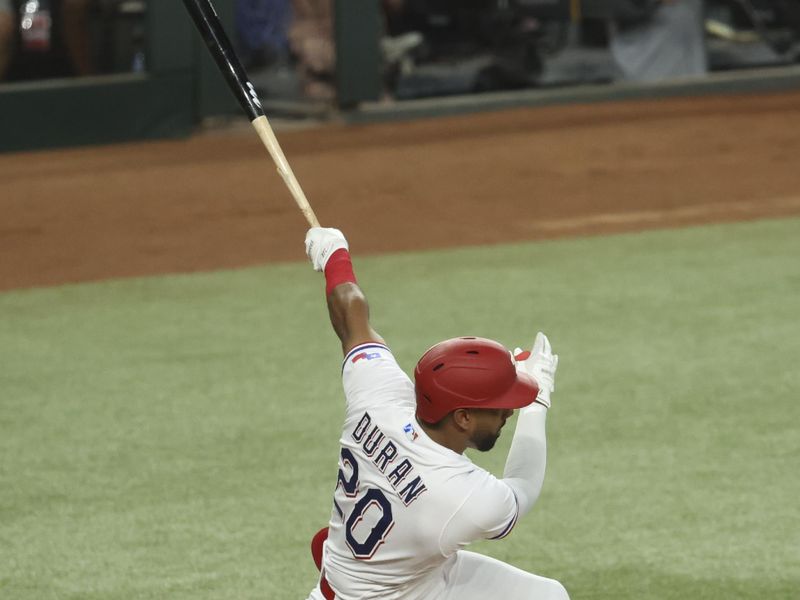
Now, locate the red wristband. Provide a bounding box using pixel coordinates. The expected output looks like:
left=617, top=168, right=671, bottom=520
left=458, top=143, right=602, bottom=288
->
left=325, top=248, right=357, bottom=295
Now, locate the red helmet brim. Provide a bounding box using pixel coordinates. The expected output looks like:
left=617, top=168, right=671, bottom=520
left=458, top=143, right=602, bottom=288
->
left=475, top=370, right=539, bottom=412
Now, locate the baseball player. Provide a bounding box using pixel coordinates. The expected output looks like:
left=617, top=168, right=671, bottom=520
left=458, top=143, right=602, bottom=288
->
left=303, top=227, right=569, bottom=600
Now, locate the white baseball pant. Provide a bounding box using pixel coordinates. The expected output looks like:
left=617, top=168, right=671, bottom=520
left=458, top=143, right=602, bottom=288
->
left=306, top=551, right=569, bottom=600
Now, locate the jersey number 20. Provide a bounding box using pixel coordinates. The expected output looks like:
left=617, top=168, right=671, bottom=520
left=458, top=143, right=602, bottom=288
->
left=336, top=448, right=394, bottom=559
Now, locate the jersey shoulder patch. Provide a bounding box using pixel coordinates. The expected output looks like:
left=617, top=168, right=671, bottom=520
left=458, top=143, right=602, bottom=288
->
left=342, top=342, right=415, bottom=414
left=343, top=343, right=392, bottom=370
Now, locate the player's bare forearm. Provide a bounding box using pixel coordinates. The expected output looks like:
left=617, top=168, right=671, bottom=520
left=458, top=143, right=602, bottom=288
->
left=306, top=227, right=385, bottom=354
left=327, top=283, right=385, bottom=355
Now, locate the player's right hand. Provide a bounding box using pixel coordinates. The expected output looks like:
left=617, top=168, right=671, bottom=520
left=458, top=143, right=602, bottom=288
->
left=305, top=227, right=349, bottom=272
left=514, top=332, right=558, bottom=409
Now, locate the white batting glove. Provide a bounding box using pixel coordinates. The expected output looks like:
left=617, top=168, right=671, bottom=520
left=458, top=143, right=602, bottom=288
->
left=305, top=227, right=349, bottom=272
left=514, top=332, right=559, bottom=409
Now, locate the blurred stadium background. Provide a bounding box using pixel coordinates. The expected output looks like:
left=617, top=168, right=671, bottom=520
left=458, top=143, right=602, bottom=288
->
left=1, top=1, right=799, bottom=599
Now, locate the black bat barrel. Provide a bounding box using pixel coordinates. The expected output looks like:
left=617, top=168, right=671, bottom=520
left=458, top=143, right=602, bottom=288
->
left=181, top=0, right=264, bottom=121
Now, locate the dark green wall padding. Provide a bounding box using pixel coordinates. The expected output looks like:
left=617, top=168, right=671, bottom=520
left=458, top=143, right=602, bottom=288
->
left=0, top=0, right=381, bottom=153
left=0, top=0, right=240, bottom=152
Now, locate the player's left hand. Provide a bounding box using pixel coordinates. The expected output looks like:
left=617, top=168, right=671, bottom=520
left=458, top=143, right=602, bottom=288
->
left=305, top=227, right=349, bottom=272
left=514, top=332, right=558, bottom=408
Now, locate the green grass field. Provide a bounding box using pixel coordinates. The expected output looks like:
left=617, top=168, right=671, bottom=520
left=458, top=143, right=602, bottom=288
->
left=2, top=217, right=799, bottom=599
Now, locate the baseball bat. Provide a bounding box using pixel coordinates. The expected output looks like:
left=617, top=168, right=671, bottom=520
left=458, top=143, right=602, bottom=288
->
left=181, top=0, right=320, bottom=228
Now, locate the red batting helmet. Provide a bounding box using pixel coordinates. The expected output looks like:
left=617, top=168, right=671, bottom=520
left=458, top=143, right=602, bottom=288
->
left=414, top=337, right=539, bottom=424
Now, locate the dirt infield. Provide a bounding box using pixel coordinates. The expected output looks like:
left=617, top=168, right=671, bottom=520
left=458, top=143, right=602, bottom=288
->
left=2, top=90, right=800, bottom=291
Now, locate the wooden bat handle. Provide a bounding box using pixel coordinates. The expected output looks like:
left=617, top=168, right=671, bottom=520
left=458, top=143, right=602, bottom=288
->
left=251, top=116, right=320, bottom=228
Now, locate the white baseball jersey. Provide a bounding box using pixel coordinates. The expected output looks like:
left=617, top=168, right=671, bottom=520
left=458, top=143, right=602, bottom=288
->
left=319, top=342, right=521, bottom=600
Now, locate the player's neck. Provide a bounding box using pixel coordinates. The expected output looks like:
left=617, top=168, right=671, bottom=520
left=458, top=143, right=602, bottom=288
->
left=417, top=419, right=468, bottom=454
